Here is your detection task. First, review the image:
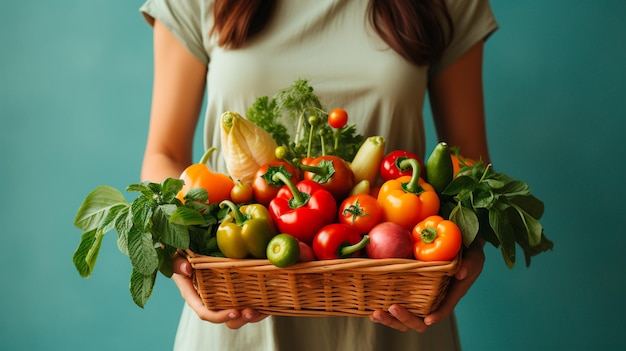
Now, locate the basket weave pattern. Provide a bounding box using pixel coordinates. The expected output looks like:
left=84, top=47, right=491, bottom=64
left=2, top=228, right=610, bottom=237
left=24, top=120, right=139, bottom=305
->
left=185, top=250, right=460, bottom=317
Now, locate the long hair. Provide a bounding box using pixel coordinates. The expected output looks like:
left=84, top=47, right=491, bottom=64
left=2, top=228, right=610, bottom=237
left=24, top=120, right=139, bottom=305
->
left=211, top=0, right=453, bottom=66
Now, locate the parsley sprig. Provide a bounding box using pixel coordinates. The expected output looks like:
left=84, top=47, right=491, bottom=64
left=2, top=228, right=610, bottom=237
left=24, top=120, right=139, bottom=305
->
left=247, top=79, right=364, bottom=162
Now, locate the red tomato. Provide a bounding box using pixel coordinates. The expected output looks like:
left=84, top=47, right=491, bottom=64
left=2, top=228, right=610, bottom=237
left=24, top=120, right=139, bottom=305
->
left=338, top=194, right=383, bottom=234
left=252, top=162, right=299, bottom=207
left=327, top=108, right=348, bottom=129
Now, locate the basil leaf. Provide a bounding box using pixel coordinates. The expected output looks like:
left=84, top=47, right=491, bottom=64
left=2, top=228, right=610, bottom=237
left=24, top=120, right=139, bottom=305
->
left=442, top=175, right=476, bottom=196
left=131, top=196, right=155, bottom=232
left=449, top=203, right=479, bottom=247
left=510, top=203, right=543, bottom=247
left=161, top=178, right=184, bottom=203
left=510, top=195, right=544, bottom=219
left=489, top=207, right=516, bottom=266
left=170, top=207, right=208, bottom=226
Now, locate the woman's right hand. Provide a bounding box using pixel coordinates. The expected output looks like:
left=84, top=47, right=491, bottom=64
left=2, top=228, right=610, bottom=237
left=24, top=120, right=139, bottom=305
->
left=171, top=255, right=269, bottom=329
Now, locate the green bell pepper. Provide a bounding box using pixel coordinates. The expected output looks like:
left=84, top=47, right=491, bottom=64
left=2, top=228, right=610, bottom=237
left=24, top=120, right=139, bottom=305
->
left=217, top=200, right=277, bottom=259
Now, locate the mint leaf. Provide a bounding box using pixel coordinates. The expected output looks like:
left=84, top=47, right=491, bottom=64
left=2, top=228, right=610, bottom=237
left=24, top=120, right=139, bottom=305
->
left=114, top=206, right=132, bottom=255
left=184, top=188, right=209, bottom=203
left=161, top=178, right=184, bottom=203
left=131, top=196, right=155, bottom=232
left=72, top=229, right=104, bottom=278
left=74, top=185, right=128, bottom=231
left=169, top=206, right=209, bottom=226
left=130, top=268, right=156, bottom=308
left=153, top=204, right=190, bottom=249
left=127, top=226, right=158, bottom=276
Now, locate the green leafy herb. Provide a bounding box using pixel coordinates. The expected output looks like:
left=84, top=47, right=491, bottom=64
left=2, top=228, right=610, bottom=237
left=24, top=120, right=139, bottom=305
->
left=247, top=78, right=364, bottom=162
left=72, top=179, right=224, bottom=307
left=440, top=159, right=554, bottom=268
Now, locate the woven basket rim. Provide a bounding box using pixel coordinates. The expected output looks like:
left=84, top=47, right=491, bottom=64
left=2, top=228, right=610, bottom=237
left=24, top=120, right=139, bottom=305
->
left=183, top=249, right=460, bottom=275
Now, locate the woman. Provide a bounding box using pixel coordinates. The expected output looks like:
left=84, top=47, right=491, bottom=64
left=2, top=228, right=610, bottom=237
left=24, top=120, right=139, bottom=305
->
left=139, top=0, right=498, bottom=349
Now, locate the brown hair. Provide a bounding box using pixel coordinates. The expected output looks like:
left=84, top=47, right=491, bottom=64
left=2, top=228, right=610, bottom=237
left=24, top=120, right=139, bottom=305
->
left=211, top=0, right=453, bottom=66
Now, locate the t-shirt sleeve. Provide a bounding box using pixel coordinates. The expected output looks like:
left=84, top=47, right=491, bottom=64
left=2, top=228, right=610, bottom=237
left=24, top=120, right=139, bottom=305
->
left=139, top=0, right=212, bottom=65
left=429, top=0, right=499, bottom=77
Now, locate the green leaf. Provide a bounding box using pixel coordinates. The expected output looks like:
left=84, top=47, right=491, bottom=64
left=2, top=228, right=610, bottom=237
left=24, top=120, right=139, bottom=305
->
left=131, top=196, right=155, bottom=232
left=449, top=203, right=479, bottom=247
left=510, top=195, right=544, bottom=219
left=442, top=175, right=476, bottom=196
left=127, top=226, right=159, bottom=276
left=72, top=229, right=104, bottom=278
left=114, top=206, right=132, bottom=255
left=472, top=182, right=495, bottom=209
left=509, top=203, right=543, bottom=247
left=153, top=205, right=190, bottom=249
left=129, top=268, right=157, bottom=308
left=499, top=179, right=531, bottom=197
left=489, top=207, right=516, bottom=267
left=161, top=178, right=184, bottom=203
left=169, top=206, right=208, bottom=226
left=184, top=188, right=209, bottom=203
left=74, top=185, right=128, bottom=231
left=157, top=246, right=176, bottom=278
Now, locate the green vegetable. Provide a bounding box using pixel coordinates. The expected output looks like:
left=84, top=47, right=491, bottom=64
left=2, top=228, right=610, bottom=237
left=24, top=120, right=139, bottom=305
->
left=425, top=141, right=454, bottom=194
left=266, top=234, right=301, bottom=268
left=72, top=179, right=226, bottom=307
left=247, top=79, right=364, bottom=162
left=216, top=200, right=277, bottom=259
left=440, top=161, right=554, bottom=268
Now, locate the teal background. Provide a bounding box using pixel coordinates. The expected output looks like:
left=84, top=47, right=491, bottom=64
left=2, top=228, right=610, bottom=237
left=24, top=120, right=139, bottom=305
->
left=1, top=1, right=624, bottom=350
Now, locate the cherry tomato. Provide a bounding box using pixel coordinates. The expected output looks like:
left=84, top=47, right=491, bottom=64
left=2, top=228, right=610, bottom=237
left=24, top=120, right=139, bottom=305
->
left=230, top=180, right=254, bottom=204
left=338, top=194, right=383, bottom=234
left=327, top=108, right=348, bottom=129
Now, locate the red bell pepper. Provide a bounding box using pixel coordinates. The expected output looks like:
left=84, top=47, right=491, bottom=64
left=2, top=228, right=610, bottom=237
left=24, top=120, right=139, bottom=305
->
left=268, top=172, right=337, bottom=245
left=299, top=155, right=355, bottom=200
left=312, top=223, right=370, bottom=260
left=380, top=150, right=425, bottom=181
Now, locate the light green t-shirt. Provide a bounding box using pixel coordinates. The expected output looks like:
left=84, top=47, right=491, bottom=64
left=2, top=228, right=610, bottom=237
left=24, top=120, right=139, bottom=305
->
left=140, top=1, right=497, bottom=350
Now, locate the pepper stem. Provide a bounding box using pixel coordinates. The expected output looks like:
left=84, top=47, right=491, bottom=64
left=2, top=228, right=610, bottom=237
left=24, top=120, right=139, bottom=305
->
left=271, top=171, right=310, bottom=208
left=219, top=200, right=248, bottom=226
left=339, top=235, right=370, bottom=258
left=420, top=228, right=438, bottom=244
left=398, top=158, right=424, bottom=194
left=199, top=147, right=217, bottom=165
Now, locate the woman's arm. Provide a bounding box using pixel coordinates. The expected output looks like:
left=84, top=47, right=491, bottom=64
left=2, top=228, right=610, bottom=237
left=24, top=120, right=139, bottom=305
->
left=370, top=40, right=489, bottom=332
left=141, top=20, right=207, bottom=182
left=142, top=20, right=267, bottom=329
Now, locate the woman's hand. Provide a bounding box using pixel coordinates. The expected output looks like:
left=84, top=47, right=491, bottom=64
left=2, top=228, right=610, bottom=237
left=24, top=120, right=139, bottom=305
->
left=171, top=255, right=269, bottom=329
left=369, top=241, right=485, bottom=332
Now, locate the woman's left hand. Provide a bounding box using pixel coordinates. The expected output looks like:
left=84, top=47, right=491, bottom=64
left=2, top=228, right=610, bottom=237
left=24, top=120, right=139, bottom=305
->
left=369, top=241, right=485, bottom=332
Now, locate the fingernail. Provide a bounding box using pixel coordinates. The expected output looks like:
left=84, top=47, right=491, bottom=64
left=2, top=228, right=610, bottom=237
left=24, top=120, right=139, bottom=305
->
left=389, top=306, right=399, bottom=317
left=228, top=312, right=237, bottom=319
left=244, top=312, right=254, bottom=320
left=425, top=318, right=434, bottom=326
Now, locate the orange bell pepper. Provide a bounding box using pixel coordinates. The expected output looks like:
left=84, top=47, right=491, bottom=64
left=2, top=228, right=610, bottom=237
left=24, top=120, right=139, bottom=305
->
left=176, top=147, right=234, bottom=204
left=412, top=215, right=462, bottom=261
left=377, top=158, right=440, bottom=230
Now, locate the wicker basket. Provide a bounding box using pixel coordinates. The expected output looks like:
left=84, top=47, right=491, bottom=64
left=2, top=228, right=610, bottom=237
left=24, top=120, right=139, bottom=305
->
left=184, top=250, right=460, bottom=318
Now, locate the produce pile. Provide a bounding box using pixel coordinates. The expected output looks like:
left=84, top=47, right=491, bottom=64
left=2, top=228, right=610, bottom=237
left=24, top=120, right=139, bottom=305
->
left=72, top=79, right=553, bottom=308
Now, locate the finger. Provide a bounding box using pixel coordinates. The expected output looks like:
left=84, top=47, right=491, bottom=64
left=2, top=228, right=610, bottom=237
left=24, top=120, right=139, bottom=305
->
left=388, top=304, right=429, bottom=333
left=172, top=273, right=239, bottom=323
left=370, top=307, right=423, bottom=333
left=172, top=254, right=192, bottom=276
left=424, top=248, right=484, bottom=325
